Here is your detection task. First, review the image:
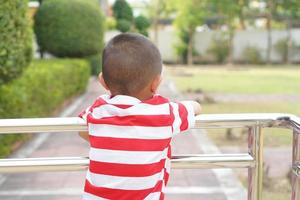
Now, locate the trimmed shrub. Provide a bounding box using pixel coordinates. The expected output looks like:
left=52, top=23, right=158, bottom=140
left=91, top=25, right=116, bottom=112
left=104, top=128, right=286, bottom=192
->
left=116, top=19, right=132, bottom=33
left=274, top=37, right=299, bottom=63
left=87, top=54, right=102, bottom=76
left=134, top=15, right=150, bottom=36
left=207, top=34, right=229, bottom=64
left=113, top=0, right=133, bottom=32
left=0, top=0, right=33, bottom=84
left=106, top=17, right=117, bottom=30
left=175, top=30, right=190, bottom=64
left=34, top=0, right=105, bottom=57
left=242, top=46, right=263, bottom=64
left=0, top=59, right=90, bottom=157
left=113, top=0, right=133, bottom=21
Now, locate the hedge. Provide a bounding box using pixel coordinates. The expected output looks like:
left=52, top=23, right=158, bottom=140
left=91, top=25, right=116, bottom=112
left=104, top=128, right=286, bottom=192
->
left=34, top=0, right=105, bottom=58
left=0, top=59, right=90, bottom=157
left=0, top=0, right=33, bottom=84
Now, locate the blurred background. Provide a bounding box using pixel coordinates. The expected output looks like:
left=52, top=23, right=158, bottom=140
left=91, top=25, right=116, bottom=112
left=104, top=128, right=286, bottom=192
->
left=0, top=0, right=300, bottom=199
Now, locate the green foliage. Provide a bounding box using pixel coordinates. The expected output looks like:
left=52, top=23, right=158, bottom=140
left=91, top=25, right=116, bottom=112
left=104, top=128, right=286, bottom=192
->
left=207, top=34, right=230, bottom=64
left=0, top=0, right=33, bottom=84
left=113, top=0, right=133, bottom=32
left=106, top=17, right=117, bottom=30
left=175, top=30, right=189, bottom=63
left=134, top=15, right=150, bottom=36
left=116, top=19, right=132, bottom=33
left=171, top=0, right=209, bottom=64
left=275, top=0, right=300, bottom=23
left=87, top=54, right=102, bottom=76
left=0, top=134, right=30, bottom=158
left=0, top=59, right=90, bottom=158
left=242, top=46, right=263, bottom=64
left=173, top=0, right=208, bottom=31
left=274, top=37, right=299, bottom=63
left=34, top=0, right=105, bottom=57
left=209, top=0, right=242, bottom=28
left=274, top=38, right=289, bottom=63
left=113, top=0, right=133, bottom=21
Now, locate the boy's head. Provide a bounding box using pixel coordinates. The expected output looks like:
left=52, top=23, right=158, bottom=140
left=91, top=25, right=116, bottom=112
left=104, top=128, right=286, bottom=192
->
left=101, top=33, right=162, bottom=97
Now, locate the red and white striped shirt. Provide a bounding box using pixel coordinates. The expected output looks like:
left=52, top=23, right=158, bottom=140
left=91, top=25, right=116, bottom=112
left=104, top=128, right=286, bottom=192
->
left=79, top=94, right=195, bottom=200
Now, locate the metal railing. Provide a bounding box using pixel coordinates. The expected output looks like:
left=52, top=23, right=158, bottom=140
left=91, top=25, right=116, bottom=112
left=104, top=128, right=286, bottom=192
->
left=0, top=113, right=299, bottom=200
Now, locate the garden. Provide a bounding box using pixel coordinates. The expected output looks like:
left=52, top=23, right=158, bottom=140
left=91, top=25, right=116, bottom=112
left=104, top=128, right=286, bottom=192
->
left=0, top=0, right=105, bottom=157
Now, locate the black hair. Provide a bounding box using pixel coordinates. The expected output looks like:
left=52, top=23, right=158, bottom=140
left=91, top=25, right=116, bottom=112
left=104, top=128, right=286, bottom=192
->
left=102, top=33, right=162, bottom=95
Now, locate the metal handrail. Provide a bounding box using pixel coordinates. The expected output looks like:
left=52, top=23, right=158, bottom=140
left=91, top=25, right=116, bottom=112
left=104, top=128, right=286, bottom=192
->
left=0, top=113, right=299, bottom=133
left=0, top=113, right=299, bottom=200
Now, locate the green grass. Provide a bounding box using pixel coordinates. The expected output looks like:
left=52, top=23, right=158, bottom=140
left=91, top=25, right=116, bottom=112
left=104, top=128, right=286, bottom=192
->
left=203, top=102, right=300, bottom=146
left=168, top=65, right=298, bottom=200
left=167, top=65, right=300, bottom=146
left=204, top=102, right=300, bottom=146
left=263, top=192, right=290, bottom=200
left=239, top=175, right=291, bottom=200
left=203, top=102, right=300, bottom=115
left=168, top=66, right=300, bottom=94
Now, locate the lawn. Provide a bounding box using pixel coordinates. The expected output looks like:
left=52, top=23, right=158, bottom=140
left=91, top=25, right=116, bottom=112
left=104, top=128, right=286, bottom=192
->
left=168, top=66, right=300, bottom=94
left=167, top=65, right=300, bottom=146
left=167, top=65, right=298, bottom=199
left=203, top=102, right=299, bottom=146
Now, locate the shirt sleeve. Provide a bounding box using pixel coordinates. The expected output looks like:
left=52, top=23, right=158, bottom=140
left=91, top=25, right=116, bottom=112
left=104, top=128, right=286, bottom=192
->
left=170, top=101, right=195, bottom=135
left=78, top=106, right=91, bottom=123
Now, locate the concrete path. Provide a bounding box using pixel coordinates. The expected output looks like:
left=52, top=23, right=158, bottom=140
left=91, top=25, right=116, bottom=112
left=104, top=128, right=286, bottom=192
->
left=0, top=77, right=246, bottom=200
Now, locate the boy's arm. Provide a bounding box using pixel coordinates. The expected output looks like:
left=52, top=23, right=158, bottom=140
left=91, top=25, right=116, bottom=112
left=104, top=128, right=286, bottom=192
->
left=182, top=100, right=202, bottom=115
left=78, top=106, right=91, bottom=142
left=79, top=131, right=89, bottom=142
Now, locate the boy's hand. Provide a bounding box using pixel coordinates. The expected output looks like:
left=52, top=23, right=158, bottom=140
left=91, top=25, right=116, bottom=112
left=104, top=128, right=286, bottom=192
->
left=79, top=131, right=89, bottom=142
left=182, top=101, right=202, bottom=115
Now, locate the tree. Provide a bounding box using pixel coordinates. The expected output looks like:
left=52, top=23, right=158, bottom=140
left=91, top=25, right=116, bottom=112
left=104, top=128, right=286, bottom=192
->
left=237, top=0, right=250, bottom=30
left=210, top=0, right=244, bottom=64
left=113, top=0, right=133, bottom=32
left=172, top=0, right=209, bottom=65
left=0, top=0, right=33, bottom=84
left=146, top=0, right=169, bottom=44
left=34, top=0, right=105, bottom=58
left=275, top=0, right=300, bottom=63
left=134, top=15, right=151, bottom=36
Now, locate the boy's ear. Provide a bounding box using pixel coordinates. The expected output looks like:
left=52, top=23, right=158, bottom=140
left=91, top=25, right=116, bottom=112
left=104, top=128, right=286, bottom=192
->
left=151, top=75, right=162, bottom=94
left=98, top=73, right=109, bottom=90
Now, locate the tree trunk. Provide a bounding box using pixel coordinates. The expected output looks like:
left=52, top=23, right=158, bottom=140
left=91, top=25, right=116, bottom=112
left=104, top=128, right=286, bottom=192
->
left=286, top=20, right=292, bottom=64
left=39, top=49, right=44, bottom=59
left=187, top=29, right=194, bottom=65
left=152, top=1, right=160, bottom=45
left=266, top=17, right=272, bottom=64
left=227, top=28, right=235, bottom=65
left=266, top=0, right=273, bottom=64
left=238, top=0, right=246, bottom=30
left=239, top=13, right=246, bottom=30
left=153, top=17, right=159, bottom=45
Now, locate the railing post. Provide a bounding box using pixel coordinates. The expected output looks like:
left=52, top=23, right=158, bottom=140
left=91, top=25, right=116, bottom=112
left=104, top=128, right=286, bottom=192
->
left=248, top=125, right=263, bottom=200
left=292, top=129, right=300, bottom=200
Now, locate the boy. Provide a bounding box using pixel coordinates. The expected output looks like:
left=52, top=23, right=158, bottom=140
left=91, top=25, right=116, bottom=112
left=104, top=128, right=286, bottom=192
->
left=79, top=33, right=201, bottom=200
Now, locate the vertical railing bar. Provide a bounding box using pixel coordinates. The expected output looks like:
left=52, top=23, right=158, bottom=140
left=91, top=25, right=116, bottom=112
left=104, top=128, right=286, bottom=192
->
left=257, top=125, right=263, bottom=200
left=248, top=124, right=263, bottom=200
left=291, top=129, right=300, bottom=200
left=248, top=126, right=256, bottom=200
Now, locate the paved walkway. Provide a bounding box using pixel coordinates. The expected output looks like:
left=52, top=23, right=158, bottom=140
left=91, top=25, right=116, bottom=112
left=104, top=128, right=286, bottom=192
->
left=0, top=77, right=246, bottom=200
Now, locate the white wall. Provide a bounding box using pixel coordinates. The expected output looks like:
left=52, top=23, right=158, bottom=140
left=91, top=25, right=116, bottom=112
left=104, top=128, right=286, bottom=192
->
left=149, top=28, right=300, bottom=63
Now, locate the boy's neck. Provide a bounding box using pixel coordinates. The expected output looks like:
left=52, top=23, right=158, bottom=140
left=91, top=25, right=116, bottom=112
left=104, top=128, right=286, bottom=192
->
left=111, top=89, right=154, bottom=101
